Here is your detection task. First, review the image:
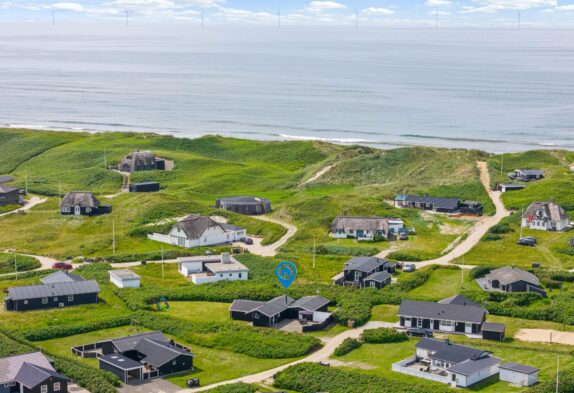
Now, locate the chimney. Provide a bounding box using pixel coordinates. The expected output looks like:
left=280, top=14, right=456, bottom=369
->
left=221, top=252, right=231, bottom=264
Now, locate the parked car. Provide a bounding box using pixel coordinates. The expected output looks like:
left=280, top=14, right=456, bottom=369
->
left=406, top=327, right=433, bottom=338
left=403, top=263, right=416, bottom=272
left=517, top=237, right=537, bottom=247
left=532, top=262, right=541, bottom=268
left=399, top=233, right=408, bottom=240
left=52, top=262, right=72, bottom=270
left=240, top=237, right=254, bottom=245
left=318, top=361, right=330, bottom=367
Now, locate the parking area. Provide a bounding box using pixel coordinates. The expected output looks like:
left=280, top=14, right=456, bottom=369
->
left=119, top=379, right=183, bottom=393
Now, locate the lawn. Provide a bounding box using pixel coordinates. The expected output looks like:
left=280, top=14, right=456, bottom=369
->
left=333, top=335, right=574, bottom=393
left=165, top=301, right=232, bottom=323
left=406, top=266, right=481, bottom=301
left=370, top=305, right=400, bottom=323
left=35, top=325, right=297, bottom=388
left=0, top=253, right=40, bottom=274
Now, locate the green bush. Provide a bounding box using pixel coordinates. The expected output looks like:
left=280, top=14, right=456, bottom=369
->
left=482, top=233, right=503, bottom=241
left=334, top=338, right=362, bottom=356
left=362, top=328, right=408, bottom=344
left=470, top=265, right=494, bottom=279
left=134, top=311, right=321, bottom=359
left=312, top=245, right=380, bottom=256
left=20, top=315, right=133, bottom=341
left=274, top=363, right=452, bottom=393
left=205, top=383, right=257, bottom=393
left=532, top=370, right=574, bottom=393
left=386, top=252, right=421, bottom=262
left=556, top=247, right=574, bottom=257
left=488, top=222, right=514, bottom=234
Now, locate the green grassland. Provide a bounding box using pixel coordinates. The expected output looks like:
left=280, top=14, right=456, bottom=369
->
left=0, top=128, right=504, bottom=282
left=333, top=334, right=574, bottom=393
left=0, top=253, right=40, bottom=274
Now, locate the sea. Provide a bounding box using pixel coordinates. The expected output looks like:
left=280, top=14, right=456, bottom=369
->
left=1, top=25, right=574, bottom=153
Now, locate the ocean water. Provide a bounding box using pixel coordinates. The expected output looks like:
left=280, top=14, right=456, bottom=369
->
left=1, top=26, right=574, bottom=153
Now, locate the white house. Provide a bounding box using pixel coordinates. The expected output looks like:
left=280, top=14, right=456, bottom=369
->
left=393, top=338, right=500, bottom=388
left=109, top=269, right=141, bottom=288
left=148, top=214, right=247, bottom=248
left=522, top=202, right=569, bottom=232
left=177, top=253, right=249, bottom=285
left=330, top=216, right=403, bottom=240
left=499, top=362, right=539, bottom=387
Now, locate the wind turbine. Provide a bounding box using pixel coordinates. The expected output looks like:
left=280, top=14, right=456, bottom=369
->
left=277, top=6, right=281, bottom=28
left=52, top=7, right=55, bottom=25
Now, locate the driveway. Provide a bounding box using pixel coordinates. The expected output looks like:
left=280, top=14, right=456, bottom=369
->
left=120, top=379, right=183, bottom=393
left=0, top=196, right=47, bottom=218
left=231, top=215, right=298, bottom=257
left=180, top=321, right=393, bottom=392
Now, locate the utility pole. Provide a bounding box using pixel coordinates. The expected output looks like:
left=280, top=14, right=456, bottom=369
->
left=312, top=235, right=316, bottom=269
left=58, top=182, right=62, bottom=212
left=461, top=254, right=464, bottom=285
left=103, top=149, right=107, bottom=170
left=520, top=207, right=524, bottom=239
left=112, top=218, right=116, bottom=255
left=556, top=355, right=560, bottom=393
left=500, top=154, right=504, bottom=177
left=13, top=247, right=17, bottom=280
left=25, top=171, right=28, bottom=196
left=161, top=247, right=165, bottom=280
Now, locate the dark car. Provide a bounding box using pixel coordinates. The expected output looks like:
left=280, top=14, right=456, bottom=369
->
left=186, top=378, right=200, bottom=388
left=52, top=262, right=72, bottom=270
left=406, top=327, right=433, bottom=338
left=240, top=237, right=254, bottom=245
left=517, top=237, right=536, bottom=247
left=403, top=263, right=416, bottom=272
left=399, top=233, right=408, bottom=240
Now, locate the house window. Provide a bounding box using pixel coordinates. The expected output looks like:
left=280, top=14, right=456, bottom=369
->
left=54, top=382, right=61, bottom=391
left=370, top=281, right=376, bottom=288
left=53, top=297, right=58, bottom=302
left=417, top=319, right=422, bottom=327
left=178, top=237, right=185, bottom=246
left=238, top=273, right=242, bottom=278
left=354, top=272, right=361, bottom=281
left=23, top=300, right=28, bottom=305
left=440, top=320, right=452, bottom=327
left=172, top=360, right=177, bottom=366
left=42, top=298, right=48, bottom=304
left=41, top=385, right=48, bottom=393
left=254, top=313, right=260, bottom=319
left=86, top=208, right=92, bottom=213
left=68, top=295, right=74, bottom=301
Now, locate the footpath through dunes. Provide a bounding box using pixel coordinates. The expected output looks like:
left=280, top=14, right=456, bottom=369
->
left=178, top=321, right=394, bottom=393
left=407, top=161, right=511, bottom=269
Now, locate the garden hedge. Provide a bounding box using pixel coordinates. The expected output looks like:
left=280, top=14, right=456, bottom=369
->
left=362, top=328, right=408, bottom=344
left=333, top=338, right=362, bottom=356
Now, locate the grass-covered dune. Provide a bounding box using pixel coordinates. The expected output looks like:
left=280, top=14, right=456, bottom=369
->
left=0, top=128, right=572, bottom=274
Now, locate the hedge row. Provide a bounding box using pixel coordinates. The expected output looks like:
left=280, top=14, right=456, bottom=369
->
left=19, top=315, right=133, bottom=341
left=362, top=328, right=408, bottom=344
left=333, top=338, right=362, bottom=356
left=0, top=331, right=120, bottom=393
left=134, top=311, right=321, bottom=359
left=312, top=245, right=380, bottom=257
left=274, top=363, right=453, bottom=393
left=205, top=383, right=257, bottom=393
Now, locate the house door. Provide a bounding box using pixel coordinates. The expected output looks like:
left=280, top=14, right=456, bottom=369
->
left=74, top=206, right=81, bottom=215
left=465, top=323, right=472, bottom=333
left=356, top=230, right=364, bottom=238
left=404, top=318, right=412, bottom=328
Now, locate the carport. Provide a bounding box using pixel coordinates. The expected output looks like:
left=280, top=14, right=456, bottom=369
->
left=98, top=354, right=145, bottom=384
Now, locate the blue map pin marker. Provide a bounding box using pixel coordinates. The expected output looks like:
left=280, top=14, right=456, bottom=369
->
left=276, top=261, right=297, bottom=289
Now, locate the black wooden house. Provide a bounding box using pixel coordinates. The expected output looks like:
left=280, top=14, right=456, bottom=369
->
left=0, top=352, right=69, bottom=393
left=333, top=257, right=396, bottom=288
left=4, top=272, right=100, bottom=311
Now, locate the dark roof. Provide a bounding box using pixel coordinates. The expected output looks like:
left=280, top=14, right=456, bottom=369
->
left=482, top=322, right=505, bottom=333
left=416, top=338, right=490, bottom=363
left=395, top=195, right=461, bottom=210
left=221, top=223, right=245, bottom=232
left=230, top=299, right=266, bottom=313
left=516, top=169, right=544, bottom=176
left=398, top=299, right=486, bottom=324
left=448, top=357, right=501, bottom=376
left=485, top=267, right=540, bottom=286
left=15, top=363, right=68, bottom=388
left=120, top=152, right=157, bottom=171
left=363, top=271, right=392, bottom=282
left=111, top=332, right=168, bottom=353
left=99, top=354, right=142, bottom=370
left=173, top=214, right=229, bottom=239
left=256, top=295, right=294, bottom=317
left=136, top=339, right=192, bottom=368
left=0, top=352, right=61, bottom=385
left=40, top=271, right=84, bottom=285
left=499, top=362, right=540, bottom=374
left=60, top=192, right=100, bottom=209
left=217, top=196, right=271, bottom=205
left=131, top=181, right=159, bottom=186
left=290, top=296, right=330, bottom=312
left=344, top=257, right=389, bottom=273
left=7, top=280, right=100, bottom=301
left=0, top=184, right=19, bottom=193
left=438, top=294, right=481, bottom=308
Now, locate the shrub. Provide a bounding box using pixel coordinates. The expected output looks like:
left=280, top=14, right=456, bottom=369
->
left=274, top=363, right=453, bottom=393
left=488, top=222, right=514, bottom=234
left=334, top=338, right=362, bottom=356
left=482, top=233, right=502, bottom=241
left=470, top=265, right=493, bottom=279
left=362, top=328, right=408, bottom=344
left=386, top=252, right=422, bottom=262
left=205, top=383, right=257, bottom=393
left=556, top=247, right=574, bottom=257
left=312, top=245, right=380, bottom=256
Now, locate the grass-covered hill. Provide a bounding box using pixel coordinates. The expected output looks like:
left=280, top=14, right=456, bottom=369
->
left=0, top=128, right=572, bottom=274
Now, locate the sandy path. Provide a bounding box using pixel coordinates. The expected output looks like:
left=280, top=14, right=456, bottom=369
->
left=233, top=215, right=298, bottom=257
left=515, top=329, right=574, bottom=346
left=0, top=196, right=47, bottom=218
left=410, top=161, right=510, bottom=269
left=178, top=321, right=393, bottom=392
left=301, top=164, right=335, bottom=185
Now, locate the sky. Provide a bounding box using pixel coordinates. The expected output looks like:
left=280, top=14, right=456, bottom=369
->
left=1, top=0, right=573, bottom=28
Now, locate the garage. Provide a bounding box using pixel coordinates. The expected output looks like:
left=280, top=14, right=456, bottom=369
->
left=98, top=353, right=144, bottom=384
left=481, top=322, right=505, bottom=342
left=499, top=362, right=540, bottom=387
